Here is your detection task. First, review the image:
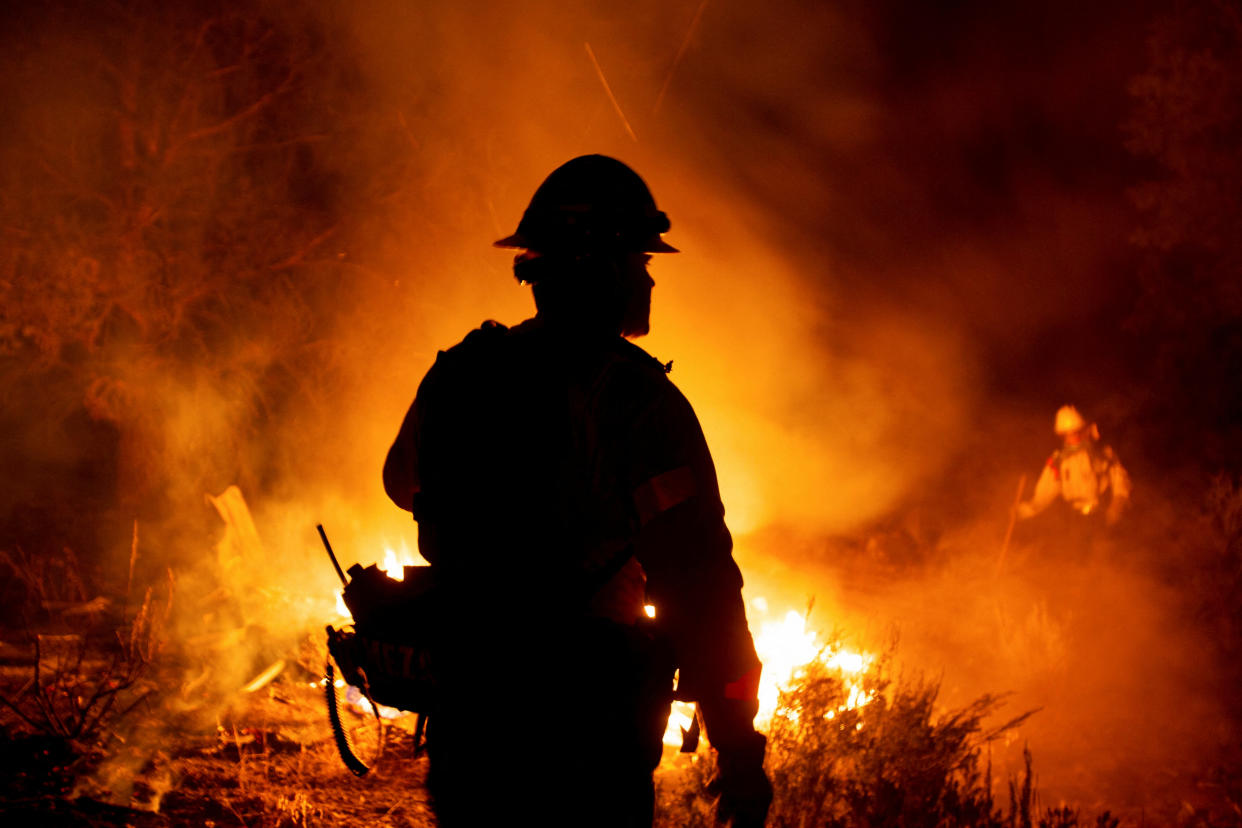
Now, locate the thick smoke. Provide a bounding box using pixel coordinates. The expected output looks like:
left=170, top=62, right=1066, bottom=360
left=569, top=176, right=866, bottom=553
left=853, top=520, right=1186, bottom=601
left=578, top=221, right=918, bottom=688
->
left=325, top=0, right=1229, bottom=814
left=3, top=0, right=1232, bottom=817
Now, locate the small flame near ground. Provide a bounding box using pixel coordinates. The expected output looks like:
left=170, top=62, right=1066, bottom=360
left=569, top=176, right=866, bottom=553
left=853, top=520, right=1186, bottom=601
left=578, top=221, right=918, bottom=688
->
left=661, top=597, right=874, bottom=746
left=751, top=600, right=875, bottom=721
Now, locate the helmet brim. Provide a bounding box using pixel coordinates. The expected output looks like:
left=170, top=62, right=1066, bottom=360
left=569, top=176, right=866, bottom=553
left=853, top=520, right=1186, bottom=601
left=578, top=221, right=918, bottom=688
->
left=643, top=238, right=680, bottom=253
left=492, top=232, right=529, bottom=249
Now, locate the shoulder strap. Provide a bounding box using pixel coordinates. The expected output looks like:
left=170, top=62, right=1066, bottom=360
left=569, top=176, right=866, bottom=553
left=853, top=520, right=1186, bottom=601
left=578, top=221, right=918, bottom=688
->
left=459, top=319, right=509, bottom=348
left=613, top=337, right=672, bottom=375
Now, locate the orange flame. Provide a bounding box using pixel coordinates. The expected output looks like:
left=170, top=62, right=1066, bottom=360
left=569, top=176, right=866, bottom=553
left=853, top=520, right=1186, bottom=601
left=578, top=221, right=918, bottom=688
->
left=661, top=596, right=874, bottom=747
left=750, top=599, right=873, bottom=726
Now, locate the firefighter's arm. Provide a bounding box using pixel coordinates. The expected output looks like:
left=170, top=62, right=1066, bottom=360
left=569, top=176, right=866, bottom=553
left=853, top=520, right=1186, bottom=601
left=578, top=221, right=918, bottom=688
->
left=701, top=695, right=772, bottom=828
left=635, top=495, right=771, bottom=828
left=1017, top=458, right=1060, bottom=519
left=628, top=394, right=760, bottom=704
left=619, top=369, right=770, bottom=824
left=634, top=489, right=758, bottom=697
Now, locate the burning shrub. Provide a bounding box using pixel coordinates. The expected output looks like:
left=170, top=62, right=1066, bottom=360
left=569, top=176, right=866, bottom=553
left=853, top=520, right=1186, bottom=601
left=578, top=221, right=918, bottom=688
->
left=765, top=649, right=1013, bottom=828
left=655, top=639, right=1026, bottom=828
left=747, top=644, right=1137, bottom=828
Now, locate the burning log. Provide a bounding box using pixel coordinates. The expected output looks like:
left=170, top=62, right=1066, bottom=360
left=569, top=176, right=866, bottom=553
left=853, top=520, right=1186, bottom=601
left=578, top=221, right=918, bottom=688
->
left=241, top=659, right=287, bottom=694
left=208, top=485, right=266, bottom=572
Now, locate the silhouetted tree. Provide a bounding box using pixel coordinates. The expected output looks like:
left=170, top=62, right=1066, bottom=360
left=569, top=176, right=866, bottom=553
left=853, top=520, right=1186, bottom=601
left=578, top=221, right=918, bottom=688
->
left=0, top=0, right=407, bottom=557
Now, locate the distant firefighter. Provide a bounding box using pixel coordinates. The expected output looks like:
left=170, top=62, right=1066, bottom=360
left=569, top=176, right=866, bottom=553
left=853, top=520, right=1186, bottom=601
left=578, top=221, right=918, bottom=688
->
left=1017, top=405, right=1132, bottom=526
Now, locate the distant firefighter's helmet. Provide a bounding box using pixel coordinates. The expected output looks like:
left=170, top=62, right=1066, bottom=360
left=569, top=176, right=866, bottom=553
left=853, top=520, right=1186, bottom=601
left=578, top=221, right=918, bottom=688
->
left=494, top=155, right=678, bottom=256
left=1054, top=405, right=1087, bottom=435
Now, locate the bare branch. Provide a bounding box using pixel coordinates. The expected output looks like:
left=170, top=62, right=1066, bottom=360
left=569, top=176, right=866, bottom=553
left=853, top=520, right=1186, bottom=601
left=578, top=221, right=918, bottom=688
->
left=208, top=27, right=277, bottom=80
left=654, top=0, right=711, bottom=115
left=0, top=692, right=45, bottom=732
left=585, top=42, right=638, bottom=142
left=166, top=68, right=297, bottom=159
left=174, top=134, right=331, bottom=158
left=268, top=225, right=339, bottom=271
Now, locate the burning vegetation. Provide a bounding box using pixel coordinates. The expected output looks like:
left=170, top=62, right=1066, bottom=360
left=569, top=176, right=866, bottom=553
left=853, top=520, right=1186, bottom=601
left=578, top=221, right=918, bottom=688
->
left=4, top=0, right=1242, bottom=825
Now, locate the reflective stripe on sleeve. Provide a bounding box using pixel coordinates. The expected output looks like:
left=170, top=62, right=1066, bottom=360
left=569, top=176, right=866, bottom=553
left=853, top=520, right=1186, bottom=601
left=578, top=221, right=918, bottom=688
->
left=634, top=466, right=697, bottom=525
left=723, top=664, right=762, bottom=701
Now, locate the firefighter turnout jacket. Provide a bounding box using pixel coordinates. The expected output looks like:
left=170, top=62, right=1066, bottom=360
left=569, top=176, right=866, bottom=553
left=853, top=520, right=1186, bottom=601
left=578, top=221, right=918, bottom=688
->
left=382, top=317, right=763, bottom=825
left=1017, top=442, right=1132, bottom=524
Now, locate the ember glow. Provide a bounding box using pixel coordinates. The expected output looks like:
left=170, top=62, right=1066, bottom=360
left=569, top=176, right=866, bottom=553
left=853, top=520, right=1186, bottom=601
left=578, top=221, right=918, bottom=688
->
left=381, top=547, right=409, bottom=580
left=382, top=541, right=428, bottom=579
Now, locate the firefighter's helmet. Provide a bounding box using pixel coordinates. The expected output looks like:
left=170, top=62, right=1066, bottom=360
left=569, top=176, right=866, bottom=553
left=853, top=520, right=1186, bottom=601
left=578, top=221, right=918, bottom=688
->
left=494, top=155, right=678, bottom=255
left=1054, top=405, right=1087, bottom=435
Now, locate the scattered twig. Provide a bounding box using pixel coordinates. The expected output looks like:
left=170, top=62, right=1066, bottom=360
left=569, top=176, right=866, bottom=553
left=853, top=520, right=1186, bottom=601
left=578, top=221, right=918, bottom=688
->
left=0, top=584, right=161, bottom=741
left=585, top=42, right=638, bottom=142
left=267, top=225, right=339, bottom=272
left=654, top=0, right=711, bottom=115
left=126, top=519, right=138, bottom=607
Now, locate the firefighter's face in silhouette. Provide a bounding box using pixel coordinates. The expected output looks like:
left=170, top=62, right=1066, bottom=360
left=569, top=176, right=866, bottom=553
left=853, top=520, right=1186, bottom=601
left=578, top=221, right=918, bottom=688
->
left=618, top=252, right=654, bottom=338
left=524, top=250, right=655, bottom=337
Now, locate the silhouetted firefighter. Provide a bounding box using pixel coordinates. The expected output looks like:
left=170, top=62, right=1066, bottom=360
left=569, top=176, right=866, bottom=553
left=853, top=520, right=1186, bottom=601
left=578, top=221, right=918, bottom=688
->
left=382, top=156, right=771, bottom=827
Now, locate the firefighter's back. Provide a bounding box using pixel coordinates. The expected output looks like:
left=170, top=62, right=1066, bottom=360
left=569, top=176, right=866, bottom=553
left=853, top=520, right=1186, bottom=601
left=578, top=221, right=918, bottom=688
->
left=415, top=318, right=671, bottom=827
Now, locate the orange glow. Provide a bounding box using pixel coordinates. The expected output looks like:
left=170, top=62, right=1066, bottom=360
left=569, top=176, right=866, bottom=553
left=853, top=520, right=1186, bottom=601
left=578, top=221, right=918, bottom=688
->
left=661, top=596, right=874, bottom=746
left=663, top=701, right=698, bottom=748
left=749, top=601, right=873, bottom=725
left=333, top=540, right=426, bottom=619
left=334, top=546, right=873, bottom=740
left=382, top=548, right=404, bottom=580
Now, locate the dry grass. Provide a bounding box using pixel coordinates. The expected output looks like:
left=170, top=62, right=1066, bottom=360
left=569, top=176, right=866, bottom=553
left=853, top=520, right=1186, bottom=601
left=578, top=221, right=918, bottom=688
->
left=0, top=633, right=1235, bottom=827
left=1, top=671, right=436, bottom=826
left=0, top=541, right=168, bottom=745
left=651, top=641, right=1142, bottom=828
left=5, top=506, right=1242, bottom=826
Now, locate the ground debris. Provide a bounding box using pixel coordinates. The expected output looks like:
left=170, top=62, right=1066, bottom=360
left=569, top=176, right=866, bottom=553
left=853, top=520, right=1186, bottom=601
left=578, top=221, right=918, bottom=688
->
left=198, top=724, right=324, bottom=760
left=2, top=675, right=435, bottom=827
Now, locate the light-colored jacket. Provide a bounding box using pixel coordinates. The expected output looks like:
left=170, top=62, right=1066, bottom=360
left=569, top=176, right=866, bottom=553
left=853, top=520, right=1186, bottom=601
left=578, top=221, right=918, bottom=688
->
left=1017, top=443, right=1132, bottom=524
